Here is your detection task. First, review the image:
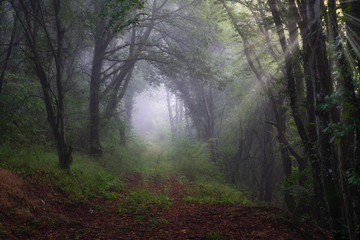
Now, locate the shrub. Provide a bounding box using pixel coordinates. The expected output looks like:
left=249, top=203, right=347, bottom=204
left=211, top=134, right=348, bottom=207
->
left=101, top=137, right=148, bottom=175
left=167, top=138, right=219, bottom=181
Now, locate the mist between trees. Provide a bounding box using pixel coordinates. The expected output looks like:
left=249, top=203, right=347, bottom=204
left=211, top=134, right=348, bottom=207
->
left=0, top=0, right=359, bottom=239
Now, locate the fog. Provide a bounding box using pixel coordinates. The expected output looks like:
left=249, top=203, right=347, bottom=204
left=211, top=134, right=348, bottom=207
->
left=131, top=85, right=170, bottom=140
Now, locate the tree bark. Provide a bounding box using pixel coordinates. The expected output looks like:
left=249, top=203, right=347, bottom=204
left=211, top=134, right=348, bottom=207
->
left=268, top=0, right=308, bottom=172
left=0, top=13, right=17, bottom=96
left=89, top=18, right=113, bottom=156
left=327, top=1, right=360, bottom=238
left=222, top=1, right=296, bottom=210
left=166, top=88, right=175, bottom=138
left=307, top=0, right=344, bottom=236
left=11, top=0, right=73, bottom=172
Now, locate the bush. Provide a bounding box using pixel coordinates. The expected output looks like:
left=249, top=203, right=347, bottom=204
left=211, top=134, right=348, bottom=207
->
left=282, top=167, right=315, bottom=215
left=0, top=80, right=48, bottom=146
left=101, top=137, right=148, bottom=175
left=140, top=146, right=171, bottom=178
left=167, top=138, right=220, bottom=182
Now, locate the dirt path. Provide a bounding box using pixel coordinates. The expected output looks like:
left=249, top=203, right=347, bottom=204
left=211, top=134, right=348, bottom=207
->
left=0, top=170, right=332, bottom=239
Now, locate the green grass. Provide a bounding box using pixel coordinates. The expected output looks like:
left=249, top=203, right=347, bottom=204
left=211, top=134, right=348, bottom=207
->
left=117, top=189, right=172, bottom=215
left=0, top=142, right=253, bottom=206
left=139, top=138, right=223, bottom=184
left=183, top=182, right=252, bottom=205
left=101, top=140, right=147, bottom=175
left=139, top=147, right=172, bottom=177
left=0, top=144, right=123, bottom=200
left=204, top=232, right=225, bottom=240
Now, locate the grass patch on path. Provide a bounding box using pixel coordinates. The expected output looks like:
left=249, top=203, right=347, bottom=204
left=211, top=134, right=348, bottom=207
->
left=183, top=182, right=252, bottom=205
left=118, top=189, right=172, bottom=215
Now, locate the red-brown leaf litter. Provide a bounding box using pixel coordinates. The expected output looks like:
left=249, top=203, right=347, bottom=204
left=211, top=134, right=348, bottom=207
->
left=0, top=168, right=333, bottom=239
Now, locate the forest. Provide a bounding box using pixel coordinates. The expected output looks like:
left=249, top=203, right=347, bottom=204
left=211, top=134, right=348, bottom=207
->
left=0, top=0, right=359, bottom=239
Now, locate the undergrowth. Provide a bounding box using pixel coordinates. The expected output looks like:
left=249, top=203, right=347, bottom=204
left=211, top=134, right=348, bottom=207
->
left=167, top=138, right=219, bottom=182
left=133, top=137, right=253, bottom=206
left=117, top=189, right=172, bottom=215
left=183, top=182, right=252, bottom=205
left=0, top=144, right=123, bottom=200
left=0, top=137, right=253, bottom=207
left=101, top=138, right=148, bottom=175
left=141, top=138, right=223, bottom=183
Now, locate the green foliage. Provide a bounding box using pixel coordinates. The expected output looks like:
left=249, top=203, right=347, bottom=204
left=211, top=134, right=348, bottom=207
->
left=167, top=138, right=220, bottom=182
left=149, top=216, right=169, bottom=227
left=183, top=182, right=251, bottom=205
left=117, top=189, right=172, bottom=215
left=100, top=0, right=146, bottom=33
left=204, top=232, right=224, bottom=240
left=0, top=222, right=7, bottom=237
left=0, top=80, right=47, bottom=146
left=346, top=168, right=360, bottom=186
left=216, top=142, right=239, bottom=183
left=321, top=89, right=360, bottom=144
left=282, top=167, right=314, bottom=214
left=140, top=146, right=172, bottom=177
left=0, top=145, right=123, bottom=200
left=101, top=137, right=148, bottom=175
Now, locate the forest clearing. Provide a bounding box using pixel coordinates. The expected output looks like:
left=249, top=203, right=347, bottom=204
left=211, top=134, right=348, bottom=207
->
left=1, top=0, right=360, bottom=239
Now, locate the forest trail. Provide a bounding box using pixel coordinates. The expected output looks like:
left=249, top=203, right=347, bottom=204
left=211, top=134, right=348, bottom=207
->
left=0, top=168, right=332, bottom=240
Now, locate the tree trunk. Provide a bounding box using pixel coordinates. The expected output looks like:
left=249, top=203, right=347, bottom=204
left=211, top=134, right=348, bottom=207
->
left=89, top=20, right=112, bottom=156
left=201, top=84, right=216, bottom=161
left=166, top=88, right=175, bottom=138
left=0, top=13, right=17, bottom=96
left=327, top=1, right=360, bottom=238
left=222, top=1, right=296, bottom=210
left=119, top=121, right=126, bottom=146
left=12, top=0, right=73, bottom=172
left=307, top=0, right=345, bottom=236
left=178, top=98, right=183, bottom=134
left=119, top=86, right=135, bottom=146
left=268, top=0, right=308, bottom=172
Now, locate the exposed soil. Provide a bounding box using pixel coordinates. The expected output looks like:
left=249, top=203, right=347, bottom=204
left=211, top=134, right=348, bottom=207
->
left=0, top=168, right=333, bottom=239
